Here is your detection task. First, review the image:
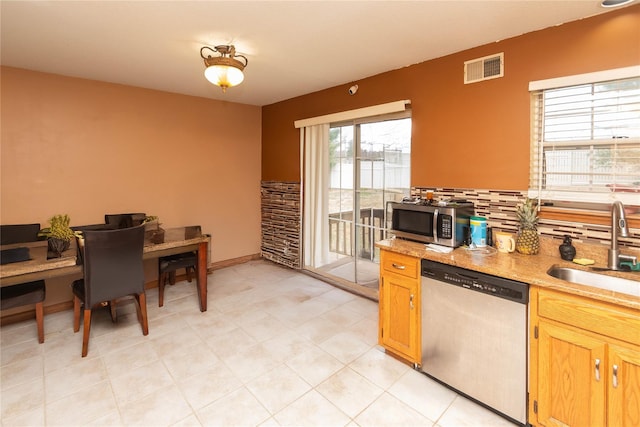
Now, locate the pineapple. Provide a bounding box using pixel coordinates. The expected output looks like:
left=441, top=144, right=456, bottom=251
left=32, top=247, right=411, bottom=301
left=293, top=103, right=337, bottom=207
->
left=515, top=198, right=540, bottom=255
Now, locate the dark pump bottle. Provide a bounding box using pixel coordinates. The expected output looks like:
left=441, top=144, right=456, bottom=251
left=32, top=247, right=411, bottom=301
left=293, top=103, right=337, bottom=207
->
left=559, top=235, right=576, bottom=261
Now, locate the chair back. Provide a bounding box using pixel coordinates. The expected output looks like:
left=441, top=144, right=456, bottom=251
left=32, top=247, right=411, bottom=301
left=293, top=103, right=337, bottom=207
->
left=104, top=213, right=146, bottom=229
left=82, top=224, right=145, bottom=306
left=0, top=224, right=41, bottom=245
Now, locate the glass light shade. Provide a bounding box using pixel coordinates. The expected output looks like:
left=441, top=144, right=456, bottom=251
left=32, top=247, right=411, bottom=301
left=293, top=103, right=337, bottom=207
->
left=204, top=65, right=245, bottom=89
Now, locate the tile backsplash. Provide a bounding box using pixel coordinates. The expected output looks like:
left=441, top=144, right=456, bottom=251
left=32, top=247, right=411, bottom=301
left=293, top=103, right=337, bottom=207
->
left=259, top=182, right=638, bottom=271
left=411, top=187, right=639, bottom=250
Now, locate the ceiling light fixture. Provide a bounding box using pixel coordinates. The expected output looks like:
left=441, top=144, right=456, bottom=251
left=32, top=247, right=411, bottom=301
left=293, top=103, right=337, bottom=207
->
left=600, top=0, right=634, bottom=7
left=200, top=45, right=248, bottom=92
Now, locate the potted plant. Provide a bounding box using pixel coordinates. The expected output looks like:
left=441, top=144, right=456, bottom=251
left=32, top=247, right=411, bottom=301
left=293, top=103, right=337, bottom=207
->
left=38, top=214, right=80, bottom=257
left=143, top=215, right=159, bottom=230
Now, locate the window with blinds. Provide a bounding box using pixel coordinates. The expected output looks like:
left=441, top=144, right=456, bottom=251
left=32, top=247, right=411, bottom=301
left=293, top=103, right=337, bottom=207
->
left=529, top=70, right=640, bottom=206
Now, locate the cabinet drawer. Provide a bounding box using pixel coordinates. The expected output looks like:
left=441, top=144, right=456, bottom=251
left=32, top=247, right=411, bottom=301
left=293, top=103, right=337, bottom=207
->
left=538, top=288, right=640, bottom=345
left=381, top=251, right=419, bottom=279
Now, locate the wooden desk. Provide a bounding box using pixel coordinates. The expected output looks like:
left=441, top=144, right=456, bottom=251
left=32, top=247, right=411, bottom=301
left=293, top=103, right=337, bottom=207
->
left=0, top=241, right=79, bottom=285
left=0, top=227, right=210, bottom=311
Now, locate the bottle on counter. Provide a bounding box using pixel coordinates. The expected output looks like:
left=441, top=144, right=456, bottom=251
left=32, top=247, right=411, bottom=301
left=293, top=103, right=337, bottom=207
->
left=426, top=191, right=434, bottom=205
left=559, top=235, right=577, bottom=261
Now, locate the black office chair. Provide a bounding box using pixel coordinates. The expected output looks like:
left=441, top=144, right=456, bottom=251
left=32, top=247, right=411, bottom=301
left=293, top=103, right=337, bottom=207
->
left=0, top=224, right=46, bottom=343
left=104, top=213, right=146, bottom=229
left=157, top=225, right=201, bottom=307
left=72, top=224, right=148, bottom=357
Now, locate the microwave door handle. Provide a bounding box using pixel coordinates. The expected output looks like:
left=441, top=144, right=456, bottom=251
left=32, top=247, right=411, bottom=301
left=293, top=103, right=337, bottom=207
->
left=433, top=208, right=439, bottom=244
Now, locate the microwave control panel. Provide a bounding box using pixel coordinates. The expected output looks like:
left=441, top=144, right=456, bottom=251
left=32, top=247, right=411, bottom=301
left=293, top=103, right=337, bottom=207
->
left=439, top=214, right=452, bottom=239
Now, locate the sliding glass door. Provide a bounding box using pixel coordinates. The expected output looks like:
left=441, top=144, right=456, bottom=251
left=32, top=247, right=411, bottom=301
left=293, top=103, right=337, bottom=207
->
left=320, top=114, right=411, bottom=288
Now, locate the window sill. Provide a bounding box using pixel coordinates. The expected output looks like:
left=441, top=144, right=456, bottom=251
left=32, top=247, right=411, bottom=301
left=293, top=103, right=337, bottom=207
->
left=540, top=206, right=640, bottom=229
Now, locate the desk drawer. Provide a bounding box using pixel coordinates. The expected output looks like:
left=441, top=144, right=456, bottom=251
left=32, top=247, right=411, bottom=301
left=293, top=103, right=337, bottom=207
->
left=381, top=251, right=419, bottom=279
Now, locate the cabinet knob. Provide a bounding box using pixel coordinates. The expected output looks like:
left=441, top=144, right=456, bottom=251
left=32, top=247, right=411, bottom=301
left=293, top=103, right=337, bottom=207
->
left=595, top=358, right=600, bottom=381
left=410, top=294, right=414, bottom=310
left=612, top=364, right=619, bottom=388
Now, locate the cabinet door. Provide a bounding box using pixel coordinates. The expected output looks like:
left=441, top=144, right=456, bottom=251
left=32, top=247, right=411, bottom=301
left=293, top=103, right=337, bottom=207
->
left=379, top=272, right=419, bottom=362
left=608, top=343, right=640, bottom=427
left=538, top=320, right=606, bottom=427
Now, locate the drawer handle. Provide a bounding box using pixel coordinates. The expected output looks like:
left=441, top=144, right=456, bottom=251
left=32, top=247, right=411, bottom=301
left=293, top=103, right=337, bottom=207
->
left=613, top=364, right=618, bottom=388
left=392, top=263, right=406, bottom=270
left=595, top=359, right=600, bottom=381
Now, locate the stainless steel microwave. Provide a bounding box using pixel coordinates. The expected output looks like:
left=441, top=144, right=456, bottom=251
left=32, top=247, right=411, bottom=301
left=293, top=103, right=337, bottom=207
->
left=390, top=201, right=474, bottom=247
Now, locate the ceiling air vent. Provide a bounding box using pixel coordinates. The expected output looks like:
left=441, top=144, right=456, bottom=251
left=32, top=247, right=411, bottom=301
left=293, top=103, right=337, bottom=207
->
left=464, top=52, right=504, bottom=84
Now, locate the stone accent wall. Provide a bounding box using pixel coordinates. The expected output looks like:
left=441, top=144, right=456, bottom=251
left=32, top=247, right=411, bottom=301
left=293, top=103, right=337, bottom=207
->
left=411, top=187, right=640, bottom=250
left=261, top=181, right=301, bottom=269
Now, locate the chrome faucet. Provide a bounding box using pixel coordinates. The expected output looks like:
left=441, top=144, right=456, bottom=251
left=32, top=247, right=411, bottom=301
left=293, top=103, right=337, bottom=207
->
left=608, top=201, right=637, bottom=270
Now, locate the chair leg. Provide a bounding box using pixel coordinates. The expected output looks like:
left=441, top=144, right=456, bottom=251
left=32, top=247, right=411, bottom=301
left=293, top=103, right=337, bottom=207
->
left=185, top=266, right=193, bottom=283
left=169, top=271, right=176, bottom=286
left=195, top=270, right=202, bottom=305
left=35, top=302, right=44, bottom=344
left=81, top=309, right=92, bottom=357
left=136, top=292, right=149, bottom=336
left=158, top=272, right=166, bottom=307
left=73, top=295, right=81, bottom=332
left=109, top=300, right=117, bottom=323
left=135, top=294, right=143, bottom=324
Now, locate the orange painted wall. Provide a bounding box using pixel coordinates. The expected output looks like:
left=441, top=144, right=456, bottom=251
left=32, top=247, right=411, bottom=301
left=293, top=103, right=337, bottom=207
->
left=262, top=6, right=640, bottom=189
left=1, top=67, right=262, bottom=263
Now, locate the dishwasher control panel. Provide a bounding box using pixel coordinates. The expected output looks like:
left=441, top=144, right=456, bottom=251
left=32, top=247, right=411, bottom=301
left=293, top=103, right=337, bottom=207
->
left=421, top=259, right=528, bottom=304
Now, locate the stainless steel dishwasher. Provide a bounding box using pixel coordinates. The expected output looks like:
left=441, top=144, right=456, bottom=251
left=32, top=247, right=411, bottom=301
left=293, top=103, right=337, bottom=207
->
left=420, top=259, right=528, bottom=425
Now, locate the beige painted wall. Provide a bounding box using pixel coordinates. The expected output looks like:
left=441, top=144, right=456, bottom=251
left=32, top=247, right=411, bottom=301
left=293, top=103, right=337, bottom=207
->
left=1, top=67, right=262, bottom=313
left=2, top=66, right=262, bottom=261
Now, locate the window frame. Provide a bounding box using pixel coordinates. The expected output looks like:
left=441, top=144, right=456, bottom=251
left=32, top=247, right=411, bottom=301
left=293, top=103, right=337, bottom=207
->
left=528, top=66, right=640, bottom=208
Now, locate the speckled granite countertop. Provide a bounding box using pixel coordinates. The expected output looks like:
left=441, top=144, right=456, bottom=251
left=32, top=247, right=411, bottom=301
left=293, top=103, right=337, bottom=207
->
left=377, top=238, right=640, bottom=310
left=0, top=241, right=77, bottom=280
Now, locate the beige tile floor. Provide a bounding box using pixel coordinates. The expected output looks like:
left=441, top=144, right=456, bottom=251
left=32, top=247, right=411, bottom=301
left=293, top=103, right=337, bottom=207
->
left=1, top=260, right=516, bottom=426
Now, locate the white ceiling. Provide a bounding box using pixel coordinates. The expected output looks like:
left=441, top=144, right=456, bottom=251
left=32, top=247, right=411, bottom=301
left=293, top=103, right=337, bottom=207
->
left=0, top=1, right=631, bottom=106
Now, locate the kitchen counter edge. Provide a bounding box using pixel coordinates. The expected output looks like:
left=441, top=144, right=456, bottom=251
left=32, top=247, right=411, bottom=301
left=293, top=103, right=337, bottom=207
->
left=376, top=239, right=639, bottom=310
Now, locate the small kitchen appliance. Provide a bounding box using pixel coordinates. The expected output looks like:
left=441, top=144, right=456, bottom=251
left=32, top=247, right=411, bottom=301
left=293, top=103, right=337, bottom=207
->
left=389, top=199, right=474, bottom=247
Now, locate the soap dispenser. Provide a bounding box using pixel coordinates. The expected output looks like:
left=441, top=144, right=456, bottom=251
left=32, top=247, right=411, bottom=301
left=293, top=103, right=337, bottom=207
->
left=559, top=235, right=576, bottom=261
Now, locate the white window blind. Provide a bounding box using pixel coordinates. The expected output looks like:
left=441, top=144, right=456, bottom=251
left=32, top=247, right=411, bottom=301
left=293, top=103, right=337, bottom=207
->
left=529, top=71, right=640, bottom=206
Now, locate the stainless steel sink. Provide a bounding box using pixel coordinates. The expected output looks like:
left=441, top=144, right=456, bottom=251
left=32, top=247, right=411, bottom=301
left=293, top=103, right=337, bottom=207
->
left=547, top=266, right=639, bottom=297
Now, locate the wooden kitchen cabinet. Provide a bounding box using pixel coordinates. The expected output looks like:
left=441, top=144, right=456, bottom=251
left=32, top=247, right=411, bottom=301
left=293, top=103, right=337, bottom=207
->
left=529, top=287, right=640, bottom=427
left=378, top=249, right=420, bottom=365
left=608, top=344, right=640, bottom=427
left=536, top=320, right=606, bottom=426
